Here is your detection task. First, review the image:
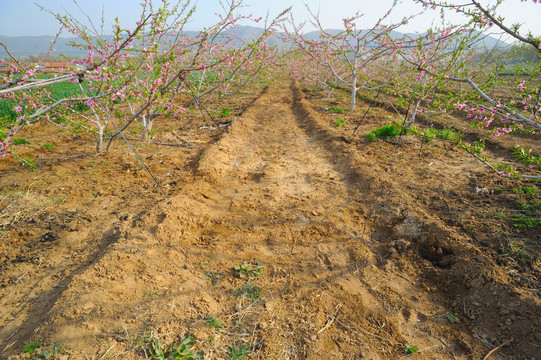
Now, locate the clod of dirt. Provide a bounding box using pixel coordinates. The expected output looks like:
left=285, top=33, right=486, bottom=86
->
left=390, top=239, right=410, bottom=253
left=39, top=232, right=58, bottom=243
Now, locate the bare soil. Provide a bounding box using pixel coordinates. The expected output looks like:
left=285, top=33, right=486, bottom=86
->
left=0, top=82, right=540, bottom=360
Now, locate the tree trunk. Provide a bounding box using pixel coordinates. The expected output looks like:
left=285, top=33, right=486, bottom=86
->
left=405, top=74, right=427, bottom=128
left=96, top=124, right=104, bottom=153
left=349, top=76, right=357, bottom=111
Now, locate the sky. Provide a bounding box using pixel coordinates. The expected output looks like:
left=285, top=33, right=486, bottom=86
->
left=0, top=0, right=539, bottom=38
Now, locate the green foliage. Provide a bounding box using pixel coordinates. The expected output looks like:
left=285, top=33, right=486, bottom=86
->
left=218, top=107, right=232, bottom=117
left=404, top=344, right=418, bottom=354
left=513, top=186, right=539, bottom=196
left=13, top=138, right=30, bottom=145
left=20, top=156, right=37, bottom=171
left=503, top=240, right=529, bottom=258
left=205, top=316, right=224, bottom=330
left=0, top=99, right=16, bottom=121
left=512, top=199, right=541, bottom=228
left=366, top=123, right=401, bottom=142
left=22, top=341, right=42, bottom=355
left=463, top=139, right=485, bottom=154
left=42, top=143, right=55, bottom=150
left=202, top=270, right=223, bottom=285
left=366, top=132, right=376, bottom=142
left=148, top=333, right=204, bottom=360
left=325, top=106, right=345, bottom=114
left=334, top=116, right=346, bottom=127
left=414, top=127, right=462, bottom=142
left=446, top=314, right=459, bottom=323
left=513, top=145, right=541, bottom=169
left=233, top=283, right=262, bottom=302
left=227, top=344, right=251, bottom=359
left=234, top=260, right=263, bottom=279
left=21, top=341, right=65, bottom=359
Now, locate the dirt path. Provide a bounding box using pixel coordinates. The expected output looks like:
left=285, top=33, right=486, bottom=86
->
left=2, top=83, right=538, bottom=359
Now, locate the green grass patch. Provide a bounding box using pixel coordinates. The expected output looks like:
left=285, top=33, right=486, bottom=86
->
left=42, top=143, right=55, bottom=150
left=233, top=283, right=262, bottom=302
left=366, top=123, right=402, bottom=142
left=0, top=100, right=16, bottom=121
left=334, top=116, right=346, bottom=127
left=12, top=138, right=29, bottom=145
left=218, top=107, right=231, bottom=117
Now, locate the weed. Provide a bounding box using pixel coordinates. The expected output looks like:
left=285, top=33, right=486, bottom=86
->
left=366, top=123, right=401, bottom=142
left=325, top=106, right=345, bottom=114
left=21, top=341, right=65, bottom=359
left=219, top=107, right=232, bottom=117
left=147, top=332, right=204, bottom=359
left=233, top=283, right=262, bottom=302
left=202, top=270, right=224, bottom=285
left=446, top=314, right=459, bottom=323
left=42, top=143, right=55, bottom=150
left=404, top=343, right=418, bottom=354
left=227, top=344, right=251, bottom=359
left=518, top=200, right=541, bottom=214
left=512, top=213, right=541, bottom=229
left=513, top=145, right=541, bottom=169
left=144, top=289, right=162, bottom=299
left=513, top=186, right=539, bottom=196
left=13, top=138, right=30, bottom=145
left=417, top=127, right=462, bottom=142
left=22, top=341, right=42, bottom=355
left=334, top=116, right=346, bottom=127
left=205, top=316, right=224, bottom=330
left=234, top=260, right=263, bottom=279
left=19, top=156, right=37, bottom=171
left=503, top=240, right=529, bottom=258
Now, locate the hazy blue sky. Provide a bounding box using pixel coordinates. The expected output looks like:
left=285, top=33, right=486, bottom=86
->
left=0, top=0, right=539, bottom=37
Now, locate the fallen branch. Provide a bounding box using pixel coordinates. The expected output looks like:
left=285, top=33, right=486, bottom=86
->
left=482, top=338, right=514, bottom=360
left=154, top=142, right=201, bottom=147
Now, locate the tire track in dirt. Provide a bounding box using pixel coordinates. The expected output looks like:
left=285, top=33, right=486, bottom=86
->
left=3, top=83, right=526, bottom=359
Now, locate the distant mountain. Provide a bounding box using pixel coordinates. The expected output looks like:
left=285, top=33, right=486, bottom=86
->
left=0, top=35, right=86, bottom=58
left=302, top=28, right=507, bottom=49
left=0, top=26, right=507, bottom=60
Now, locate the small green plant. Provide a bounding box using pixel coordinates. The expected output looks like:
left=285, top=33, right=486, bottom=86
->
left=227, top=344, right=251, bottom=360
left=219, top=107, right=231, bottom=117
left=503, top=240, right=529, bottom=258
left=366, top=123, right=401, bottom=142
left=22, top=341, right=42, bottom=355
left=233, top=283, right=262, bottom=302
left=513, top=145, right=541, bottom=168
left=469, top=139, right=485, bottom=154
left=234, top=260, right=264, bottom=279
left=417, top=127, right=462, bottom=142
left=404, top=343, right=418, bottom=354
left=202, top=270, right=224, bottom=285
left=148, top=333, right=204, bottom=360
left=513, top=186, right=539, bottom=196
left=334, top=117, right=346, bottom=127
left=42, top=143, right=55, bottom=151
left=366, top=132, right=376, bottom=142
left=205, top=316, right=224, bottom=330
left=20, top=156, right=37, bottom=171
left=13, top=138, right=30, bottom=145
left=21, top=341, right=65, bottom=359
left=325, top=106, right=345, bottom=114
left=446, top=314, right=459, bottom=323
left=512, top=199, right=541, bottom=228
